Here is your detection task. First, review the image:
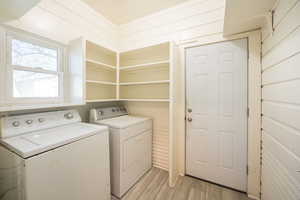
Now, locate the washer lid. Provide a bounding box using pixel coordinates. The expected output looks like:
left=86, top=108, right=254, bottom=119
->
left=0, top=123, right=108, bottom=158
left=95, top=115, right=150, bottom=129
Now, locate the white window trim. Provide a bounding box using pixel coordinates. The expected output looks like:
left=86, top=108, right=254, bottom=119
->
left=4, top=30, right=66, bottom=105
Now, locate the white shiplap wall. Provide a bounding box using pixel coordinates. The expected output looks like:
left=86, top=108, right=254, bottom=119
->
left=124, top=102, right=170, bottom=170
left=119, top=0, right=225, bottom=51
left=5, top=0, right=118, bottom=50
left=261, top=0, right=300, bottom=199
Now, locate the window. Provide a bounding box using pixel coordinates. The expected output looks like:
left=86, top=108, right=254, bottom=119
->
left=6, top=33, right=64, bottom=103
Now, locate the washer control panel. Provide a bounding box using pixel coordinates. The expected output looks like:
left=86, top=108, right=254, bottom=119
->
left=0, top=110, right=81, bottom=139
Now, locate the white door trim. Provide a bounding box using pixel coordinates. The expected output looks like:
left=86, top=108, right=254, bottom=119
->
left=171, top=30, right=261, bottom=200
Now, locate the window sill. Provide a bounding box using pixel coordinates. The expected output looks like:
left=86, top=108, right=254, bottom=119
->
left=0, top=102, right=85, bottom=113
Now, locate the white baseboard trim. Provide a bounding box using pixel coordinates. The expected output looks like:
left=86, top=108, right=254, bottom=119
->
left=248, top=194, right=260, bottom=200
left=111, top=195, right=119, bottom=200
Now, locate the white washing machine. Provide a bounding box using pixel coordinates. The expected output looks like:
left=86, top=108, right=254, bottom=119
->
left=90, top=106, right=152, bottom=198
left=0, top=110, right=111, bottom=200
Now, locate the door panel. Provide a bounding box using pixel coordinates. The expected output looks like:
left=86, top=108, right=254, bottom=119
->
left=186, top=39, right=248, bottom=191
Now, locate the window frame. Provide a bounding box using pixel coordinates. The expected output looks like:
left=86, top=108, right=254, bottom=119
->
left=5, top=31, right=65, bottom=104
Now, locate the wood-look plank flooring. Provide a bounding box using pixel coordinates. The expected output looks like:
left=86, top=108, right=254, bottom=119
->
left=121, top=168, right=253, bottom=200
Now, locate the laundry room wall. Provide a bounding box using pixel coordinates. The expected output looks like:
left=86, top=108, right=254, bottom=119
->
left=5, top=0, right=118, bottom=50
left=118, top=0, right=225, bottom=51
left=261, top=0, right=300, bottom=199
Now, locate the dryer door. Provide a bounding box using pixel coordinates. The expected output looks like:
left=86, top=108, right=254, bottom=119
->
left=121, top=130, right=152, bottom=196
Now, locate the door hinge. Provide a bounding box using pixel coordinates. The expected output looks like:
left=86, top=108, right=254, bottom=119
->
left=247, top=107, right=250, bottom=118
left=246, top=165, right=249, bottom=175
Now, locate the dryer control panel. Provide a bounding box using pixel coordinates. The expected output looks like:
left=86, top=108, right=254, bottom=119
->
left=89, top=106, right=128, bottom=122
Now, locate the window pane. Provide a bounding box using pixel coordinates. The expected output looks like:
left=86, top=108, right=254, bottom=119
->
left=12, top=39, right=58, bottom=71
left=13, top=70, right=59, bottom=98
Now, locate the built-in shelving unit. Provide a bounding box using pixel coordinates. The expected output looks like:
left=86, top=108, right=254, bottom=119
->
left=84, top=40, right=172, bottom=102
left=119, top=42, right=170, bottom=101
left=82, top=41, right=178, bottom=186
left=85, top=40, right=118, bottom=102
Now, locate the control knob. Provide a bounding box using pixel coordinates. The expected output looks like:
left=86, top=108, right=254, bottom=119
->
left=12, top=121, right=20, bottom=127
left=26, top=120, right=33, bottom=125
left=38, top=118, right=45, bottom=123
left=64, top=112, right=74, bottom=119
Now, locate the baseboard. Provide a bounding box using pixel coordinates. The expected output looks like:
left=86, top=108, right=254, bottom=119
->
left=248, top=194, right=260, bottom=200
left=111, top=195, right=119, bottom=200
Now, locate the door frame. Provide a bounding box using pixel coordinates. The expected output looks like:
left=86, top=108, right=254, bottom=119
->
left=171, top=30, right=261, bottom=200
left=185, top=38, right=249, bottom=192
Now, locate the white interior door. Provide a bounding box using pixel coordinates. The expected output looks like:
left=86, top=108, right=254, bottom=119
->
left=185, top=39, right=248, bottom=191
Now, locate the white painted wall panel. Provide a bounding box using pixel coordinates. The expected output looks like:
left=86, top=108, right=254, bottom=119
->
left=273, top=0, right=299, bottom=27
left=262, top=117, right=300, bottom=157
left=120, top=0, right=223, bottom=35
left=119, top=0, right=225, bottom=51
left=261, top=1, right=300, bottom=199
left=5, top=0, right=118, bottom=50
left=262, top=1, right=300, bottom=55
left=263, top=134, right=300, bottom=190
left=263, top=80, right=300, bottom=104
left=262, top=53, right=300, bottom=85
left=262, top=102, right=300, bottom=131
left=262, top=26, right=300, bottom=70
left=262, top=150, right=300, bottom=200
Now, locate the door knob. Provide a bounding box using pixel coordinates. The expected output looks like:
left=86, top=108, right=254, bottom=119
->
left=187, top=108, right=192, bottom=113
left=187, top=117, right=192, bottom=122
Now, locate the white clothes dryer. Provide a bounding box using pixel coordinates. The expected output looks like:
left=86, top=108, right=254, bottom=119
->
left=90, top=107, right=152, bottom=198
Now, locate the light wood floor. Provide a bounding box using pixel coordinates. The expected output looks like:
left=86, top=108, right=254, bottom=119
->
left=121, top=168, right=253, bottom=200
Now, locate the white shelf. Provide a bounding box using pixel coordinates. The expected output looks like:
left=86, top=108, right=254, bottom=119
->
left=119, top=80, right=170, bottom=86
left=86, top=80, right=117, bottom=85
left=120, top=60, right=169, bottom=70
left=86, top=99, right=119, bottom=103
left=119, top=99, right=170, bottom=102
left=86, top=59, right=116, bottom=70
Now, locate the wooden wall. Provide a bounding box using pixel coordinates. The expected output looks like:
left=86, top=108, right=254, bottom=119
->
left=119, top=0, right=225, bottom=52
left=5, top=0, right=118, bottom=50
left=261, top=0, right=300, bottom=199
